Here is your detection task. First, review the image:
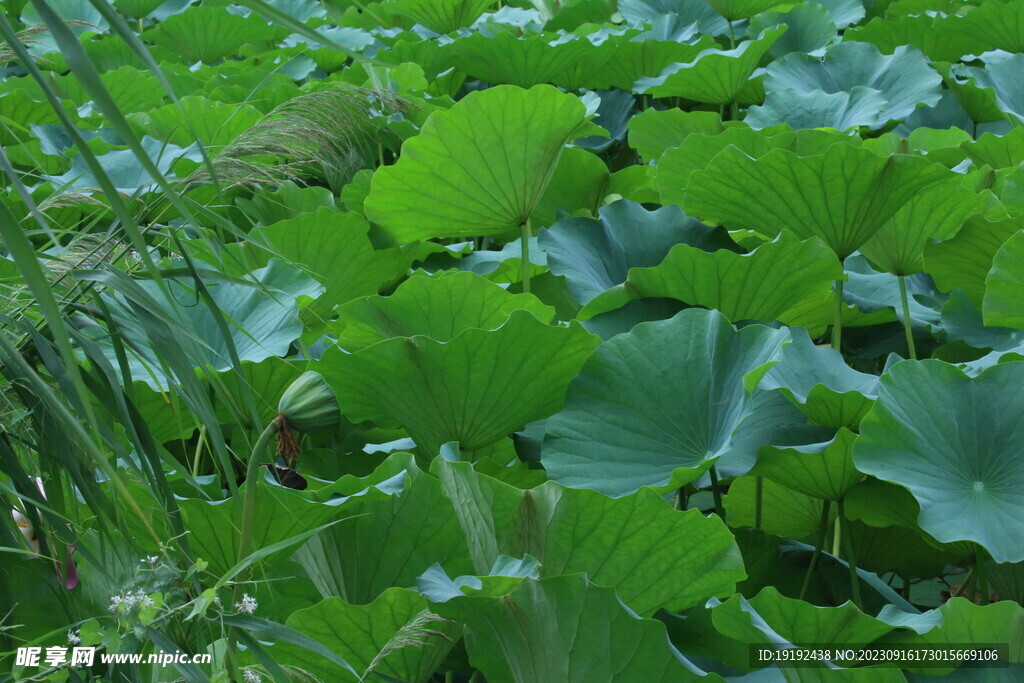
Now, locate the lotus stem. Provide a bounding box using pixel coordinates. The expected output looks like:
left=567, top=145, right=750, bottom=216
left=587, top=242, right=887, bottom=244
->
left=950, top=566, right=974, bottom=599
left=831, top=279, right=844, bottom=353
left=800, top=500, right=830, bottom=601
left=728, top=21, right=736, bottom=50
left=754, top=476, right=763, bottom=530
left=898, top=275, right=917, bottom=360
left=674, top=486, right=688, bottom=511
left=708, top=466, right=724, bottom=518
left=838, top=499, right=862, bottom=609
left=729, top=101, right=739, bottom=122
left=521, top=219, right=531, bottom=294
left=976, top=548, right=988, bottom=605
left=235, top=416, right=282, bottom=601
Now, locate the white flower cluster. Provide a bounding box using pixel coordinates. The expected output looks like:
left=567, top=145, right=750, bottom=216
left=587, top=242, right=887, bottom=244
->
left=141, top=555, right=159, bottom=566
left=242, top=669, right=263, bottom=683
left=234, top=594, right=258, bottom=615
left=108, top=590, right=155, bottom=613
left=67, top=630, right=81, bottom=645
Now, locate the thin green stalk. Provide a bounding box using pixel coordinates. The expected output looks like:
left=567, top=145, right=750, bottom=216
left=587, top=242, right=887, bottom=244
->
left=521, top=219, right=532, bottom=294
left=674, top=486, right=688, bottom=511
left=838, top=500, right=862, bottom=609
left=902, top=576, right=911, bottom=602
left=729, top=101, right=739, bottom=122
left=976, top=549, right=988, bottom=605
left=191, top=426, right=207, bottom=478
left=754, top=476, right=763, bottom=530
left=234, top=417, right=282, bottom=601
left=950, top=567, right=974, bottom=599
left=708, top=467, right=724, bottom=518
left=832, top=279, right=844, bottom=352
left=898, top=275, right=917, bottom=359
left=800, top=500, right=831, bottom=601
left=728, top=21, right=736, bottom=50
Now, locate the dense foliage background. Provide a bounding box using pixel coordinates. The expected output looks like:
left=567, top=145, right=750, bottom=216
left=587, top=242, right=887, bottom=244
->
left=2, top=0, right=1024, bottom=680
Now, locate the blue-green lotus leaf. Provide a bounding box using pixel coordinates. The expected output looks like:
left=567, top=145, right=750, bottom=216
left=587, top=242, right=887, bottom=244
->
left=754, top=42, right=942, bottom=130
left=543, top=308, right=790, bottom=497
left=635, top=28, right=785, bottom=104
left=854, top=359, right=1024, bottom=564
left=539, top=199, right=733, bottom=307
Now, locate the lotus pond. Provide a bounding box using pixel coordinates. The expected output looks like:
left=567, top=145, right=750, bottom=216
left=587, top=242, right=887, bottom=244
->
left=1, top=0, right=1024, bottom=681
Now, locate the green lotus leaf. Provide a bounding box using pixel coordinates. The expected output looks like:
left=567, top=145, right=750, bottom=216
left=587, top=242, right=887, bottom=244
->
left=983, top=230, right=1024, bottom=329
left=745, top=86, right=890, bottom=131
left=601, top=35, right=720, bottom=91
left=714, top=586, right=897, bottom=647
left=753, top=428, right=862, bottom=501
left=529, top=147, right=609, bottom=228
left=849, top=519, right=966, bottom=580
left=432, top=458, right=745, bottom=615
left=297, top=454, right=474, bottom=604
left=925, top=214, right=1024, bottom=306
left=885, top=598, right=1024, bottom=675
left=21, top=0, right=108, bottom=54
left=748, top=2, right=836, bottom=57
left=953, top=0, right=1024, bottom=53
left=49, top=135, right=198, bottom=193
left=810, top=0, right=860, bottom=28
left=657, top=127, right=855, bottom=203
left=275, top=588, right=460, bottom=683
left=859, top=182, right=987, bottom=277
left=389, top=0, right=494, bottom=34
left=958, top=51, right=1024, bottom=125
left=936, top=61, right=1008, bottom=125
left=316, top=310, right=600, bottom=453
left=962, top=128, right=1024, bottom=170
left=543, top=309, right=790, bottom=497
left=619, top=0, right=733, bottom=36
left=704, top=0, right=783, bottom=21
left=627, top=108, right=724, bottom=163
left=449, top=234, right=549, bottom=284
left=682, top=142, right=956, bottom=258
left=114, top=0, right=170, bottom=19
left=250, top=207, right=411, bottom=328
left=177, top=479, right=345, bottom=576
left=144, top=6, right=277, bottom=64
left=579, top=232, right=842, bottom=333
left=332, top=271, right=554, bottom=351
left=539, top=199, right=734, bottom=307
left=364, top=85, right=598, bottom=241
left=754, top=43, right=942, bottom=130
left=760, top=327, right=878, bottom=429
left=854, top=359, right=1024, bottom=563
left=429, top=575, right=715, bottom=682
left=127, top=96, right=263, bottom=148
left=209, top=357, right=304, bottom=430
left=0, top=90, right=71, bottom=146
left=50, top=66, right=165, bottom=113
left=723, top=474, right=826, bottom=537
left=447, top=32, right=608, bottom=89
left=844, top=14, right=989, bottom=63
left=635, top=28, right=786, bottom=104
left=842, top=255, right=944, bottom=332
left=94, top=260, right=319, bottom=390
